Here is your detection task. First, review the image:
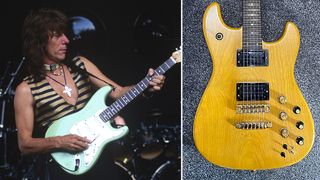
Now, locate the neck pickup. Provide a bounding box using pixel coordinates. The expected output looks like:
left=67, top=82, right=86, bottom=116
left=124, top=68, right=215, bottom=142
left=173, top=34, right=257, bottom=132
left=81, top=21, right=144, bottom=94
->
left=237, top=49, right=268, bottom=67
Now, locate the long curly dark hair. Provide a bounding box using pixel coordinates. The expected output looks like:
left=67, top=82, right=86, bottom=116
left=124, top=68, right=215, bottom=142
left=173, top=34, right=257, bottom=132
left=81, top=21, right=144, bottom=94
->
left=22, top=8, right=69, bottom=82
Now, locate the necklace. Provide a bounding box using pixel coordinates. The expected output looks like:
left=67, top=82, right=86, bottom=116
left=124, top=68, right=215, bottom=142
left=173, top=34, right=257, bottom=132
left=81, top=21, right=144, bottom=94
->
left=44, top=63, right=63, bottom=76
left=46, top=66, right=73, bottom=97
left=44, top=63, right=61, bottom=71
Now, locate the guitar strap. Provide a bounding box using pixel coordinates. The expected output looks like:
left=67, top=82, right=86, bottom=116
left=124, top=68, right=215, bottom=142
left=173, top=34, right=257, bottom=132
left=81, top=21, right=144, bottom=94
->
left=66, top=57, right=115, bottom=90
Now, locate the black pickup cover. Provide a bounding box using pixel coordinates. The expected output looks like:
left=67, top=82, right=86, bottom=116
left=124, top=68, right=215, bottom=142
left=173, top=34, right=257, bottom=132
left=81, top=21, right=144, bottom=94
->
left=236, top=83, right=269, bottom=101
left=237, top=50, right=268, bottom=67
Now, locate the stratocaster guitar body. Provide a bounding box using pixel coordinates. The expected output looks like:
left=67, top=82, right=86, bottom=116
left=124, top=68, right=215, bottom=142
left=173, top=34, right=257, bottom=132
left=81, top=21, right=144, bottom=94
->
left=46, top=86, right=129, bottom=175
left=193, top=2, right=315, bottom=170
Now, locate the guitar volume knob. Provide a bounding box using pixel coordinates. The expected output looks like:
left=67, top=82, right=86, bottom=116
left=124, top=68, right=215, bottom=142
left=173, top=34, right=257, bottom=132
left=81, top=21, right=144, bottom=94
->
left=279, top=96, right=287, bottom=104
left=279, top=112, right=288, bottom=120
left=280, top=128, right=289, bottom=138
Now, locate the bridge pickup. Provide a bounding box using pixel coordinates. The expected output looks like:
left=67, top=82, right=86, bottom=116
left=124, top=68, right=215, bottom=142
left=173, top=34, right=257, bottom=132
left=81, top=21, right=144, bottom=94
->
left=236, top=83, right=269, bottom=101
left=236, top=121, right=272, bottom=130
left=237, top=50, right=268, bottom=67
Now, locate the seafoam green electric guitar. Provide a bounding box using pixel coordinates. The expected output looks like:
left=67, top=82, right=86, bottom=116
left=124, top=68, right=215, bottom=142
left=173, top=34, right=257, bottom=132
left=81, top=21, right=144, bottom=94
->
left=45, top=50, right=181, bottom=175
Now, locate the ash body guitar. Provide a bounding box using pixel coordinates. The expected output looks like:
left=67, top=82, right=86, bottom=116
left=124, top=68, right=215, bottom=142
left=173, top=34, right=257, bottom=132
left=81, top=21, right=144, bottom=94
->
left=193, top=1, right=314, bottom=170
left=45, top=50, right=181, bottom=175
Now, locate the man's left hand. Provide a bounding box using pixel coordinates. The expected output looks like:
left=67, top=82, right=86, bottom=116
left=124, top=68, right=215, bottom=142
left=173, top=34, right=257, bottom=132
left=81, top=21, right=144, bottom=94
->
left=147, top=68, right=165, bottom=92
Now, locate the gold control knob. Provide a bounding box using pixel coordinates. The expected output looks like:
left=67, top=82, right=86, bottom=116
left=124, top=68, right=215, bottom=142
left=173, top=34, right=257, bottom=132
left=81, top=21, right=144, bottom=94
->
left=279, top=96, right=287, bottom=104
left=280, top=128, right=289, bottom=138
left=279, top=112, right=288, bottom=120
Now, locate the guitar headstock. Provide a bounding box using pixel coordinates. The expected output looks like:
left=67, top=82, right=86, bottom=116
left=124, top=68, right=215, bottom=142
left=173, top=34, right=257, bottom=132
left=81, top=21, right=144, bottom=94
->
left=171, top=47, right=181, bottom=63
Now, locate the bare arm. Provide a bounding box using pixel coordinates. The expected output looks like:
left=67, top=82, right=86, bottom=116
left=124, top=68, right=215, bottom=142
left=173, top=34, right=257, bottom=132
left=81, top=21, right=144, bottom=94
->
left=14, top=81, right=90, bottom=154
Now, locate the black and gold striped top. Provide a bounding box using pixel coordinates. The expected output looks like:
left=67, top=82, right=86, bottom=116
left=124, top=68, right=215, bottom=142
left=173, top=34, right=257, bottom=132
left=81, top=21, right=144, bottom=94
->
left=24, top=58, right=93, bottom=135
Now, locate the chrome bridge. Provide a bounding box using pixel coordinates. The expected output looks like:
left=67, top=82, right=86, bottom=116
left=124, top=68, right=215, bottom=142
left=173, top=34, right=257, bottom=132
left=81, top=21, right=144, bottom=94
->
left=235, top=121, right=272, bottom=130
left=236, top=104, right=270, bottom=114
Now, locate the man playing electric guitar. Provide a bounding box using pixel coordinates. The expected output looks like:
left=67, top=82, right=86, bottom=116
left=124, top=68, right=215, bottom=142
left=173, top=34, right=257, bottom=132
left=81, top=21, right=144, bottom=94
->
left=14, top=8, right=165, bottom=179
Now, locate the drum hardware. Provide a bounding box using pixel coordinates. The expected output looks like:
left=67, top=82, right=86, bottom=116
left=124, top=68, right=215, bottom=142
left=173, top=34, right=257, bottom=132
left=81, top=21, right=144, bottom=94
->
left=0, top=57, right=25, bottom=179
left=150, top=160, right=179, bottom=180
left=112, top=116, right=180, bottom=180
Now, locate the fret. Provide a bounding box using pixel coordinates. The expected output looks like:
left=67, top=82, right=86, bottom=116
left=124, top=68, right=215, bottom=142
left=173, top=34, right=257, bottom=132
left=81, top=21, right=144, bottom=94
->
left=126, top=92, right=133, bottom=100
left=138, top=82, right=145, bottom=90
left=244, top=14, right=260, bottom=17
left=122, top=96, right=130, bottom=103
left=132, top=86, right=140, bottom=94
left=109, top=106, right=117, bottom=113
left=118, top=98, right=124, bottom=106
left=159, top=66, right=165, bottom=73
left=155, top=69, right=160, bottom=75
left=112, top=102, right=121, bottom=111
left=130, top=89, right=137, bottom=96
left=114, top=102, right=122, bottom=109
left=105, top=110, right=113, bottom=117
left=244, top=9, right=259, bottom=12
left=243, top=41, right=262, bottom=44
left=139, top=81, right=147, bottom=90
left=99, top=114, right=107, bottom=122
left=164, top=61, right=171, bottom=68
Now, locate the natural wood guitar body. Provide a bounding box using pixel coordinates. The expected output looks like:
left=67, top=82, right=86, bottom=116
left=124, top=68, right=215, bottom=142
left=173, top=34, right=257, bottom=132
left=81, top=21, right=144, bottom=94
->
left=193, top=2, right=315, bottom=170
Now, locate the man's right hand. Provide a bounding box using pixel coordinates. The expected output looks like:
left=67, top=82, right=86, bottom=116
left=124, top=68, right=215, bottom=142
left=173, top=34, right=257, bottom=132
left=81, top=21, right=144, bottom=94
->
left=54, top=134, right=91, bottom=152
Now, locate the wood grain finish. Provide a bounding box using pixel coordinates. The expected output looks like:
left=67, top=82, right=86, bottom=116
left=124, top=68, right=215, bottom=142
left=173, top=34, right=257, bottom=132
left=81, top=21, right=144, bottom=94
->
left=193, top=2, right=315, bottom=170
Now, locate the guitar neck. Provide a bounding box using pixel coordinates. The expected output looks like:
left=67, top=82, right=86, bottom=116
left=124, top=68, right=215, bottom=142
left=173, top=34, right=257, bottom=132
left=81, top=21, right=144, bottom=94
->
left=99, top=57, right=177, bottom=121
left=242, top=0, right=262, bottom=51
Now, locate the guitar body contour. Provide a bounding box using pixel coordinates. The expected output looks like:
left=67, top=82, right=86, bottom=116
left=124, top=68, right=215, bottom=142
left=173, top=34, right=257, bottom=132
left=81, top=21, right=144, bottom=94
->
left=193, top=2, right=314, bottom=170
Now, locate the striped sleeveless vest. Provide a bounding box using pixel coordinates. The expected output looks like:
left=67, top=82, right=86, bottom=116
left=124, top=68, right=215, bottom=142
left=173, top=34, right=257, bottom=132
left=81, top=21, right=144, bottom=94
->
left=24, top=58, right=93, bottom=136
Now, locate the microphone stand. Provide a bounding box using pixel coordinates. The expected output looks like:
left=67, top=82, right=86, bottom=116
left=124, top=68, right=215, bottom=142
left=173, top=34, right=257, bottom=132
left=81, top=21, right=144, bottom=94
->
left=0, top=57, right=25, bottom=169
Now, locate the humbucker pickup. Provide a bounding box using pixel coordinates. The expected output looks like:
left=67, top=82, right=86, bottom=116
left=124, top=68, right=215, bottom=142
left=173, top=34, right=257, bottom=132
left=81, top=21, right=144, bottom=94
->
left=237, top=50, right=268, bottom=67
left=236, top=82, right=269, bottom=101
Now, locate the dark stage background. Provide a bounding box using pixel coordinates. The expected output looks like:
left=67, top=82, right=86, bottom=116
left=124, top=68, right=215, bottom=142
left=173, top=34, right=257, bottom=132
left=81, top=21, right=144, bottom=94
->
left=0, top=0, right=181, bottom=179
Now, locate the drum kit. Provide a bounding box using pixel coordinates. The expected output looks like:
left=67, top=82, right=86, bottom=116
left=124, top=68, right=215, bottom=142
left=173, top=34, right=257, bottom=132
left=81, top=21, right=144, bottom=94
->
left=111, top=112, right=181, bottom=180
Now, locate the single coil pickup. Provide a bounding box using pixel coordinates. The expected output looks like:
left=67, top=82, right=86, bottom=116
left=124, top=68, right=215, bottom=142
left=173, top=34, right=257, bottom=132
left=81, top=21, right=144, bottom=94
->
left=236, top=104, right=270, bottom=114
left=236, top=82, right=269, bottom=101
left=235, top=121, right=272, bottom=130
left=236, top=49, right=268, bottom=67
